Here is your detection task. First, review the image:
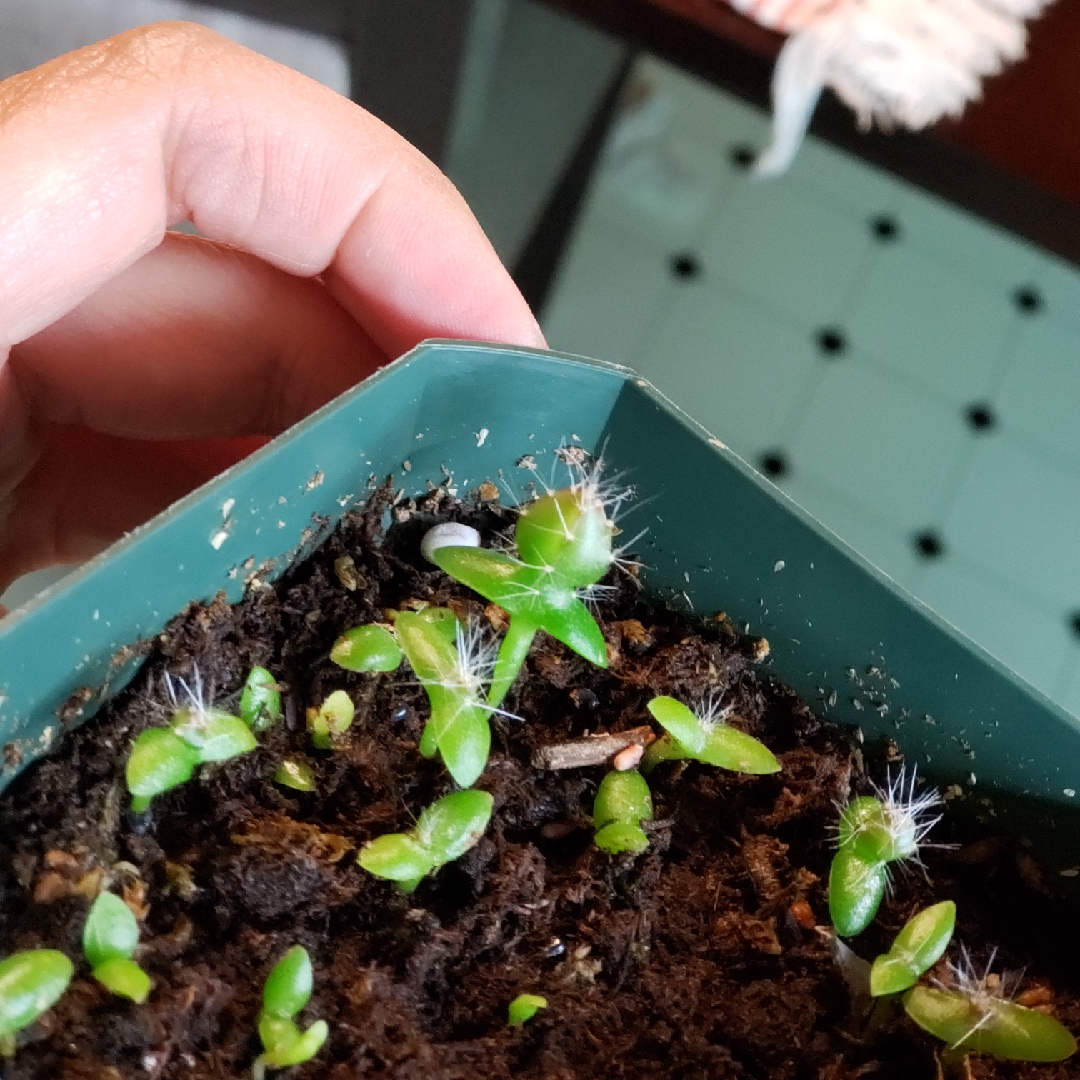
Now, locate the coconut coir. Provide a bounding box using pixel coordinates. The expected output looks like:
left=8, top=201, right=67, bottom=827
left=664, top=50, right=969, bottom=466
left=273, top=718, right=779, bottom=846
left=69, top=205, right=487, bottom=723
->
left=0, top=486, right=1077, bottom=1080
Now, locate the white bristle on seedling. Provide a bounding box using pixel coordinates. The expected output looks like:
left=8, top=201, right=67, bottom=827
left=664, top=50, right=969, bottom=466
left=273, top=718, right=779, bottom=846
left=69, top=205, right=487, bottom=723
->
left=448, top=618, right=498, bottom=698
left=935, top=945, right=1025, bottom=1047
left=163, top=668, right=215, bottom=723
left=694, top=694, right=734, bottom=733
left=874, top=766, right=944, bottom=855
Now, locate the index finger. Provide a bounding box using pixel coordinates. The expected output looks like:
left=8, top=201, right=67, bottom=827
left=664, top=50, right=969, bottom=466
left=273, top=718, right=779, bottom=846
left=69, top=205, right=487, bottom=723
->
left=0, top=20, right=545, bottom=355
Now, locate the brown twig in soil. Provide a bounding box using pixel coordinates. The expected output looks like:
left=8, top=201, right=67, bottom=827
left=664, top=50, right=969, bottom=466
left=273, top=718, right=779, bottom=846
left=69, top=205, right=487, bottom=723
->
left=530, top=726, right=655, bottom=770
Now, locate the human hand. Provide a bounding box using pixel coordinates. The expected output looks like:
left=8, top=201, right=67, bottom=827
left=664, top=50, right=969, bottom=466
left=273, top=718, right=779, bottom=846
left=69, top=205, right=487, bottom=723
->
left=0, top=22, right=545, bottom=592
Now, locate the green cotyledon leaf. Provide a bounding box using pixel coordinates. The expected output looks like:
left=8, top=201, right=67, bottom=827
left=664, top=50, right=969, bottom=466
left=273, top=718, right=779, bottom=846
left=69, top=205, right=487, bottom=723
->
left=126, top=728, right=200, bottom=798
left=357, top=834, right=435, bottom=885
left=904, top=985, right=1077, bottom=1061
left=330, top=625, right=403, bottom=673
left=393, top=610, right=460, bottom=684
left=646, top=696, right=706, bottom=756
left=829, top=846, right=887, bottom=938
left=593, top=770, right=652, bottom=831
left=83, top=892, right=138, bottom=968
left=429, top=547, right=521, bottom=608
left=425, top=687, right=490, bottom=788
left=0, top=951, right=73, bottom=1038
left=870, top=901, right=955, bottom=997
left=699, top=723, right=780, bottom=774
left=415, top=790, right=494, bottom=865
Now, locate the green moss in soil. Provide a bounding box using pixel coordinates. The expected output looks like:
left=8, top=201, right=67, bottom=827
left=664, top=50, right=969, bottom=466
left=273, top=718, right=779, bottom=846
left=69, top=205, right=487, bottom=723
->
left=0, top=483, right=1076, bottom=1079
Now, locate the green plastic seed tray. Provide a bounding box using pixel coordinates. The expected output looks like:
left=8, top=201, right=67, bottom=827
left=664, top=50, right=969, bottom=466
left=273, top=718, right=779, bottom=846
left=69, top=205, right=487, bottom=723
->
left=1, top=340, right=1078, bottom=860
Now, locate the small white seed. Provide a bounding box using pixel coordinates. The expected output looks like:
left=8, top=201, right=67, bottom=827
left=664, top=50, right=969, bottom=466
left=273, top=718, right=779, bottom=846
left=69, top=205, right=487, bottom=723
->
left=613, top=744, right=644, bottom=771
left=421, top=522, right=482, bottom=564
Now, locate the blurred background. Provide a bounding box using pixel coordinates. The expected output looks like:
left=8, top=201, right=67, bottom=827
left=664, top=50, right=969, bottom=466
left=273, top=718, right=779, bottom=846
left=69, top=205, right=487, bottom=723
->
left=4, top=0, right=1080, bottom=715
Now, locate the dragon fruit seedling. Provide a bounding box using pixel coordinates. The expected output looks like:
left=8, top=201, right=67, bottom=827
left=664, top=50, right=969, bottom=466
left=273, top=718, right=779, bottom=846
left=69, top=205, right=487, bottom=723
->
left=358, top=789, right=494, bottom=891
left=426, top=452, right=639, bottom=707
left=82, top=891, right=151, bottom=1003
left=253, top=946, right=328, bottom=1080
left=592, top=769, right=653, bottom=855
left=829, top=767, right=943, bottom=937
left=125, top=671, right=257, bottom=813
left=870, top=901, right=955, bottom=997
left=641, top=695, right=780, bottom=775
left=0, top=950, right=73, bottom=1057
left=332, top=607, right=504, bottom=788
left=904, top=945, right=1076, bottom=1062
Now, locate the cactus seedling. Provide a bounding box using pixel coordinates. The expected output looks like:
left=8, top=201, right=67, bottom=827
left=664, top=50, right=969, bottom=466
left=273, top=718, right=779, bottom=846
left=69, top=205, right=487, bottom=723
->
left=358, top=789, right=494, bottom=891
left=429, top=459, right=631, bottom=707
left=82, top=891, right=151, bottom=1003
left=332, top=608, right=498, bottom=788
left=306, top=690, right=355, bottom=750
left=508, top=993, right=547, bottom=1027
left=593, top=769, right=653, bottom=855
left=240, top=667, right=283, bottom=732
left=126, top=672, right=257, bottom=812
left=829, top=768, right=942, bottom=937
left=396, top=611, right=498, bottom=787
left=0, top=950, right=73, bottom=1057
left=870, top=901, right=955, bottom=997
left=254, top=946, right=328, bottom=1080
left=641, top=695, right=780, bottom=774
left=904, top=946, right=1076, bottom=1062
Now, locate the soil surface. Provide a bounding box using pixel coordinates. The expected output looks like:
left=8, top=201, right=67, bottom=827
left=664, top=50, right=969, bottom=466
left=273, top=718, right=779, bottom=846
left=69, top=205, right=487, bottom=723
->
left=0, top=484, right=1078, bottom=1080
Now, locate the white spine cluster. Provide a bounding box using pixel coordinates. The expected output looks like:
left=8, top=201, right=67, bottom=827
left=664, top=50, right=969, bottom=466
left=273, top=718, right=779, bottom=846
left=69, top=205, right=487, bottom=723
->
left=937, top=944, right=1024, bottom=1046
left=873, top=766, right=944, bottom=856
left=163, top=668, right=215, bottom=724
left=449, top=618, right=499, bottom=699
left=694, top=694, right=734, bottom=734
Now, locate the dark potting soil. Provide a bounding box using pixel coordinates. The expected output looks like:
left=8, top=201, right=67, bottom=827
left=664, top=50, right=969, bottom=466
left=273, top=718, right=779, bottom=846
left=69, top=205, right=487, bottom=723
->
left=0, top=484, right=1078, bottom=1080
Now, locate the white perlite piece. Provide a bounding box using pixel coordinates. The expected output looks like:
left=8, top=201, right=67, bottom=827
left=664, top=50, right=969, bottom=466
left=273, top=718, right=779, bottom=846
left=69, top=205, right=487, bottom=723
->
left=420, top=522, right=482, bottom=564
left=727, top=0, right=1051, bottom=176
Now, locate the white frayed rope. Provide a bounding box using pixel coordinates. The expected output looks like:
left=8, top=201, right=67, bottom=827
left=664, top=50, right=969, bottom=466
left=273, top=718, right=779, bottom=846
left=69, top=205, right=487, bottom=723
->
left=727, top=0, right=1052, bottom=175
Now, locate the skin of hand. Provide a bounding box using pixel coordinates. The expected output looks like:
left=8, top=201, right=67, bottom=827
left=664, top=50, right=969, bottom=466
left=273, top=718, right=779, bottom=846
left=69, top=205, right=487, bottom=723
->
left=0, top=21, right=545, bottom=593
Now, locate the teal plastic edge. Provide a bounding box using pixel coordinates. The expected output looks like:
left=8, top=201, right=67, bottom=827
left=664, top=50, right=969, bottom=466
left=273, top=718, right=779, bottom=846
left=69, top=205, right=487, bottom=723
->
left=0, top=341, right=627, bottom=778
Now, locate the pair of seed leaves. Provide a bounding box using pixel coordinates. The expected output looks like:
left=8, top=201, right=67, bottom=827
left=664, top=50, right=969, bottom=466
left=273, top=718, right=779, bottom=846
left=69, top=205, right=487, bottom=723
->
left=0, top=892, right=146, bottom=1052
left=332, top=608, right=491, bottom=788
left=593, top=770, right=653, bottom=855
left=255, top=946, right=327, bottom=1077
left=126, top=667, right=281, bottom=810
left=357, top=790, right=494, bottom=891
left=591, top=697, right=781, bottom=856
left=875, top=901, right=1075, bottom=1062
left=430, top=486, right=616, bottom=707
left=642, top=697, right=780, bottom=775
left=83, top=891, right=151, bottom=1003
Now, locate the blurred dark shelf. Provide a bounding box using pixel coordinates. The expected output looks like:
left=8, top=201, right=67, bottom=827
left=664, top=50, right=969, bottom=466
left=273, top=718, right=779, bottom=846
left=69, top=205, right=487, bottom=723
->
left=189, top=0, right=349, bottom=39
